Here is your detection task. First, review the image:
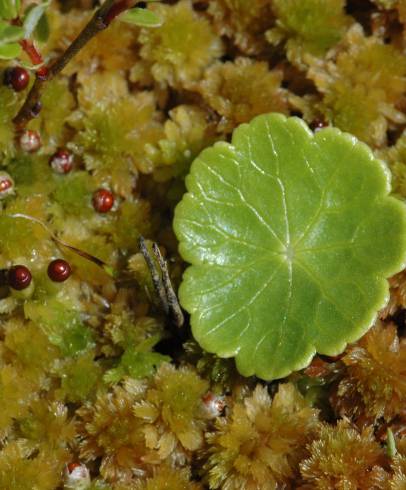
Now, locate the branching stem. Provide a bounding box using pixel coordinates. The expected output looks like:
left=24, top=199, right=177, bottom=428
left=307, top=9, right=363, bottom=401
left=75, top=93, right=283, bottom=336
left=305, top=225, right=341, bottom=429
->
left=13, top=0, right=135, bottom=128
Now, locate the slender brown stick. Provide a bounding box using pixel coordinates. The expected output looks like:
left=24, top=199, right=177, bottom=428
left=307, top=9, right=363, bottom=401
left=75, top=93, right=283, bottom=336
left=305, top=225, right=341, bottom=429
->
left=13, top=0, right=135, bottom=128
left=139, top=236, right=184, bottom=327
left=7, top=213, right=109, bottom=270
left=152, top=243, right=184, bottom=327
left=139, top=236, right=169, bottom=314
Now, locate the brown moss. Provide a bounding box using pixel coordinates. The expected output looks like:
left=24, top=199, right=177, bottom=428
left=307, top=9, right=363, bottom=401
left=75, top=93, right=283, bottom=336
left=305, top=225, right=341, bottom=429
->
left=333, top=322, right=406, bottom=424
left=299, top=420, right=388, bottom=489
left=197, top=57, right=288, bottom=132
left=133, top=363, right=209, bottom=461
left=205, top=383, right=319, bottom=489
left=139, top=1, right=224, bottom=87
left=78, top=381, right=153, bottom=483
left=207, top=0, right=275, bottom=55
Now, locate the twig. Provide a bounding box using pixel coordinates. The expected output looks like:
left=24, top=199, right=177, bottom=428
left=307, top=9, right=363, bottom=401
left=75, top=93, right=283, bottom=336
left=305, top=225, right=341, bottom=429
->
left=139, top=236, right=169, bottom=314
left=139, top=237, right=185, bottom=327
left=20, top=39, right=48, bottom=77
left=6, top=213, right=109, bottom=270
left=152, top=243, right=184, bottom=327
left=13, top=0, right=135, bottom=129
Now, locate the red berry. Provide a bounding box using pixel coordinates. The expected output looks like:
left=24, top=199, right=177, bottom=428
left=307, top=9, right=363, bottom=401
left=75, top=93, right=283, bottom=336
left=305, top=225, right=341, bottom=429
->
left=37, top=66, right=49, bottom=80
left=202, top=392, right=226, bottom=418
left=8, top=265, right=32, bottom=291
left=49, top=149, right=74, bottom=174
left=47, top=259, right=72, bottom=282
left=19, top=129, right=41, bottom=153
left=4, top=67, right=30, bottom=92
left=67, top=462, right=80, bottom=474
left=92, top=189, right=115, bottom=213
left=310, top=118, right=328, bottom=132
left=65, top=462, right=90, bottom=485
left=0, top=172, right=14, bottom=198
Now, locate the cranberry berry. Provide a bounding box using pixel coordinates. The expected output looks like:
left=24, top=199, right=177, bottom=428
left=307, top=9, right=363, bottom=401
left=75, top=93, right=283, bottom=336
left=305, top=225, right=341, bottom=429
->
left=4, top=67, right=30, bottom=92
left=310, top=118, right=328, bottom=132
left=92, top=188, right=115, bottom=213
left=47, top=259, right=72, bottom=282
left=67, top=463, right=80, bottom=474
left=19, top=129, right=41, bottom=153
left=8, top=265, right=32, bottom=291
left=65, top=462, right=90, bottom=485
left=49, top=149, right=74, bottom=174
left=0, top=172, right=14, bottom=198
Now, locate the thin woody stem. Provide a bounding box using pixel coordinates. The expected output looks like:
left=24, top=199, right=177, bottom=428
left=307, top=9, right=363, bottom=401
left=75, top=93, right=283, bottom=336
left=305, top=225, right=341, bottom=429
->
left=139, top=236, right=169, bottom=314
left=13, top=0, right=135, bottom=129
left=139, top=237, right=185, bottom=327
left=152, top=243, right=184, bottom=327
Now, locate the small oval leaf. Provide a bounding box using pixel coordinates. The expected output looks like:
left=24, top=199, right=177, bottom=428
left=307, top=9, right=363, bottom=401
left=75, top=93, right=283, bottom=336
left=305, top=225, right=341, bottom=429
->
left=23, top=1, right=50, bottom=39
left=0, top=0, right=20, bottom=20
left=119, top=7, right=162, bottom=27
left=174, top=113, right=406, bottom=380
left=0, top=41, right=21, bottom=58
left=0, top=21, right=24, bottom=44
left=34, top=11, right=49, bottom=43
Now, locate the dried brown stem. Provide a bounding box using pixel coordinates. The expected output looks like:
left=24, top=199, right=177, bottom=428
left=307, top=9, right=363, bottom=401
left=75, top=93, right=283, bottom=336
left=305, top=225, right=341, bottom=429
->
left=152, top=243, right=184, bottom=327
left=6, top=213, right=109, bottom=270
left=13, top=0, right=135, bottom=129
left=139, top=237, right=185, bottom=327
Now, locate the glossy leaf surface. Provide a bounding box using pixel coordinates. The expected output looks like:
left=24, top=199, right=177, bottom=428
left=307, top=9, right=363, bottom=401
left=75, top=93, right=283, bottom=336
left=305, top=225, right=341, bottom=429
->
left=174, top=113, right=406, bottom=380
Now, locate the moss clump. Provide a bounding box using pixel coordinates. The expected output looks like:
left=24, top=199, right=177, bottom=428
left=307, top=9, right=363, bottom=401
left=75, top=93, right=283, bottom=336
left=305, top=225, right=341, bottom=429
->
left=299, top=420, right=388, bottom=488
left=0, top=1, right=405, bottom=488
left=269, top=0, right=351, bottom=62
left=197, top=57, right=288, bottom=132
left=208, top=0, right=274, bottom=55
left=139, top=0, right=224, bottom=87
left=205, top=384, right=319, bottom=489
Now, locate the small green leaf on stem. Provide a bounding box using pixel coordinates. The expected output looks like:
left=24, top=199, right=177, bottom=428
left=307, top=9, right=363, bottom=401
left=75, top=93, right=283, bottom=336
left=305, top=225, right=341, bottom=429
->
left=0, top=0, right=20, bottom=20
left=0, top=41, right=21, bottom=58
left=23, top=1, right=50, bottom=39
left=0, top=21, right=24, bottom=43
left=119, top=7, right=162, bottom=27
left=387, top=428, right=397, bottom=458
left=34, top=11, right=49, bottom=42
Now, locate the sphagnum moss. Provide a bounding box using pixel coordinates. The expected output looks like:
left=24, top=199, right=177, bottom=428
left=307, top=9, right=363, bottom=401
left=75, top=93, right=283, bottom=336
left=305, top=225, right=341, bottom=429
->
left=0, top=0, right=405, bottom=488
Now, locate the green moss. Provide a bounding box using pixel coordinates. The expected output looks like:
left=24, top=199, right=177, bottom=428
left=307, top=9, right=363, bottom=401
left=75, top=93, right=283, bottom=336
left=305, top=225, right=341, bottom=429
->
left=0, top=86, right=18, bottom=159
left=24, top=299, right=94, bottom=356
left=28, top=78, right=75, bottom=152
left=0, top=1, right=405, bottom=488
left=51, top=171, right=94, bottom=216
left=57, top=350, right=103, bottom=402
left=270, top=0, right=351, bottom=57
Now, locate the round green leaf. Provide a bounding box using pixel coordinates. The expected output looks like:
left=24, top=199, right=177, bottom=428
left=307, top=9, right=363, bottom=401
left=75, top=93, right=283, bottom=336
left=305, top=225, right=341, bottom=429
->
left=174, top=113, right=406, bottom=380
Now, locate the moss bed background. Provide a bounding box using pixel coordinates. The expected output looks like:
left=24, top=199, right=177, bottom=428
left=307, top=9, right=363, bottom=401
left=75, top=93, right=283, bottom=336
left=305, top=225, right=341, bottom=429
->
left=1, top=0, right=406, bottom=488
